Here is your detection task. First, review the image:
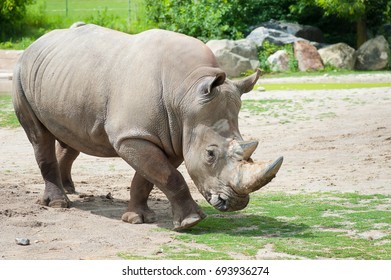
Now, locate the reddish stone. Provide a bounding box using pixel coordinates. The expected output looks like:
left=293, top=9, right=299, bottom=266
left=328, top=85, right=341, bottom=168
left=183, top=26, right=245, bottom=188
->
left=293, top=41, right=324, bottom=71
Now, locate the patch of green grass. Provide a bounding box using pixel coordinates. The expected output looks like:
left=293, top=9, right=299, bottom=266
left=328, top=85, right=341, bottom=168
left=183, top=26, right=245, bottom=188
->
left=0, top=96, right=19, bottom=128
left=241, top=99, right=317, bottom=123
left=241, top=99, right=289, bottom=114
left=260, top=83, right=391, bottom=91
left=120, top=192, right=391, bottom=260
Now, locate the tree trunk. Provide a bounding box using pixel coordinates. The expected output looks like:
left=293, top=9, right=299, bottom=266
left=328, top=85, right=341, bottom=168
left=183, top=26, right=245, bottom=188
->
left=356, top=17, right=367, bottom=48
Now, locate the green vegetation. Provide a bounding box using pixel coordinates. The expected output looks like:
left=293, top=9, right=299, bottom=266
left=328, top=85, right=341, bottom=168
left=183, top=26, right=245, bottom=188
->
left=1, top=1, right=390, bottom=50
left=0, top=0, right=152, bottom=49
left=258, top=41, right=298, bottom=73
left=119, top=192, right=391, bottom=260
left=0, top=96, right=19, bottom=128
left=291, top=0, right=391, bottom=48
left=145, top=0, right=296, bottom=41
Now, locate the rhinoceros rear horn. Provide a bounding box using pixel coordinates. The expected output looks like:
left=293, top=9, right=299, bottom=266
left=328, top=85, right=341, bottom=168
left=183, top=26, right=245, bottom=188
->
left=239, top=140, right=258, bottom=161
left=236, top=156, right=283, bottom=195
left=234, top=69, right=261, bottom=94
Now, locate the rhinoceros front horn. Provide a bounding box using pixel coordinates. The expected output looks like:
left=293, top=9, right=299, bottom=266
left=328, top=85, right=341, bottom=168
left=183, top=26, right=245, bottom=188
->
left=235, top=156, right=284, bottom=195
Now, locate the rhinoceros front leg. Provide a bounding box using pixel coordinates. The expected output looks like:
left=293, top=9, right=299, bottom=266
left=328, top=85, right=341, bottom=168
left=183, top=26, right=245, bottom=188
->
left=116, top=139, right=206, bottom=230
left=121, top=172, right=157, bottom=224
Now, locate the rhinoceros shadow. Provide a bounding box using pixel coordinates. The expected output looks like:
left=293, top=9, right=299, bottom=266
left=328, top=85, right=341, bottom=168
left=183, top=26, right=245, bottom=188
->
left=70, top=194, right=176, bottom=229
left=71, top=195, right=309, bottom=235
left=184, top=212, right=310, bottom=238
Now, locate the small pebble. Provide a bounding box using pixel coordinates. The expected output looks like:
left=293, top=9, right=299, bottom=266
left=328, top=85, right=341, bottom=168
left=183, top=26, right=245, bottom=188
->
left=106, top=192, right=113, bottom=200
left=15, top=238, right=30, bottom=246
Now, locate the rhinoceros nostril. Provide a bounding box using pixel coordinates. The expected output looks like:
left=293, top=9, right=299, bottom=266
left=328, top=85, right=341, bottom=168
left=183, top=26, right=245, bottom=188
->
left=210, top=194, right=229, bottom=211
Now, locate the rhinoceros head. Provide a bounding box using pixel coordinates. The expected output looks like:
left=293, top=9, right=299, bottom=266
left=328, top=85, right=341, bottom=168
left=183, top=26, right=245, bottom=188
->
left=182, top=69, right=283, bottom=212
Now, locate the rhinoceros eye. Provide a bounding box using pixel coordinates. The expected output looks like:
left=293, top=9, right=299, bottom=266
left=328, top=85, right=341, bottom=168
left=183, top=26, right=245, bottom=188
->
left=205, top=147, right=217, bottom=165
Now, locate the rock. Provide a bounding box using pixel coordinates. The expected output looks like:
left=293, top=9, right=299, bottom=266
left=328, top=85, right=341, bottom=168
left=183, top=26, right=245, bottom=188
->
left=259, top=19, right=325, bottom=43
left=293, top=41, right=324, bottom=71
left=106, top=192, right=113, bottom=200
left=15, top=238, right=30, bottom=246
left=355, top=36, right=390, bottom=70
left=267, top=50, right=290, bottom=72
left=206, top=39, right=260, bottom=77
left=246, top=26, right=305, bottom=47
left=70, top=22, right=86, bottom=29
left=318, top=43, right=356, bottom=69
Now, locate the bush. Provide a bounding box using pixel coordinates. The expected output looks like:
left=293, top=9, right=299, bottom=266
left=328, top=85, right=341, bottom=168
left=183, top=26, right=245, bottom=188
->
left=258, top=41, right=298, bottom=73
left=0, top=0, right=33, bottom=40
left=145, top=0, right=296, bottom=41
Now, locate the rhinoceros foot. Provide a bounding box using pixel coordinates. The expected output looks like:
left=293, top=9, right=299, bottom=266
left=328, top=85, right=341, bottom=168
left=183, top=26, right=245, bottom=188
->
left=173, top=212, right=207, bottom=231
left=122, top=209, right=157, bottom=224
left=37, top=197, right=71, bottom=208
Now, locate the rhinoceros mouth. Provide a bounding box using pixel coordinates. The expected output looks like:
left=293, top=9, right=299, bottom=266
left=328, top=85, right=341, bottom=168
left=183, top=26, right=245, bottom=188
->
left=207, top=190, right=249, bottom=212
left=209, top=193, right=229, bottom=211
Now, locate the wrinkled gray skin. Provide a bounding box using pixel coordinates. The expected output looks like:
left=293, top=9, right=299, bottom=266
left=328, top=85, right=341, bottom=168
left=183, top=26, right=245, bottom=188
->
left=13, top=24, right=283, bottom=230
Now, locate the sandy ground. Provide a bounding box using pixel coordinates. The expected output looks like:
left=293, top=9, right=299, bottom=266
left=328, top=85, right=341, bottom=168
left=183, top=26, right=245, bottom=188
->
left=0, top=73, right=390, bottom=259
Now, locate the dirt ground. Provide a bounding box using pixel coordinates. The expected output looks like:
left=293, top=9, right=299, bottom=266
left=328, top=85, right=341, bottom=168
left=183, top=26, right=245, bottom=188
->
left=0, top=73, right=390, bottom=260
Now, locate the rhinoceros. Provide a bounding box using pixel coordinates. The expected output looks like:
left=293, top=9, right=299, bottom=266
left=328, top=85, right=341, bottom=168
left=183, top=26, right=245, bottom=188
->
left=13, top=24, right=283, bottom=230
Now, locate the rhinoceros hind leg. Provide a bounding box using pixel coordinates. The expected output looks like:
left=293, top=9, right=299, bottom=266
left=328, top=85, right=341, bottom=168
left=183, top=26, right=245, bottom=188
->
left=30, top=132, right=71, bottom=208
left=13, top=81, right=70, bottom=208
left=56, top=141, right=80, bottom=194
left=32, top=133, right=71, bottom=208
left=122, top=172, right=156, bottom=224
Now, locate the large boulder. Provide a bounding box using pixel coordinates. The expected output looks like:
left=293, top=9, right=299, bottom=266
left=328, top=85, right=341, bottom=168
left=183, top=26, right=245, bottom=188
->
left=260, top=19, right=325, bottom=43
left=246, top=26, right=305, bottom=47
left=206, top=39, right=260, bottom=77
left=318, top=43, right=356, bottom=69
left=355, top=36, right=390, bottom=70
left=267, top=50, right=290, bottom=72
left=293, top=41, right=324, bottom=71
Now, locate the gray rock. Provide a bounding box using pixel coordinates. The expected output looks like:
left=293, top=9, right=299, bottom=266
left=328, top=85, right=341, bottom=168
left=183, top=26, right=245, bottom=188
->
left=267, top=50, right=290, bottom=72
left=15, top=238, right=30, bottom=246
left=294, top=41, right=324, bottom=71
left=355, top=36, right=390, bottom=70
left=206, top=39, right=260, bottom=77
left=246, top=26, right=305, bottom=47
left=70, top=22, right=86, bottom=29
left=318, top=43, right=356, bottom=69
left=260, top=19, right=325, bottom=43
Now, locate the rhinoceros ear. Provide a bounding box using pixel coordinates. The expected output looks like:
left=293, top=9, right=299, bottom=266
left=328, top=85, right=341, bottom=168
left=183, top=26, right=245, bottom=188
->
left=234, top=69, right=261, bottom=95
left=201, top=71, right=226, bottom=95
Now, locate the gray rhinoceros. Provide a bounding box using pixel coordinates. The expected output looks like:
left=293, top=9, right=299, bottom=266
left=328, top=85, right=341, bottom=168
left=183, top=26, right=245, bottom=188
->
left=13, top=24, right=283, bottom=230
